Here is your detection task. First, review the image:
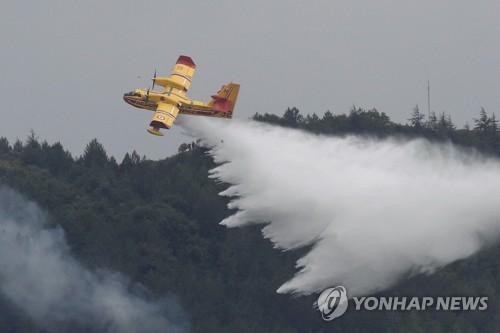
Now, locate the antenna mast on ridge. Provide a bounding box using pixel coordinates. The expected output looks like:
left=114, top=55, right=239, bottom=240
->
left=427, top=80, right=431, bottom=117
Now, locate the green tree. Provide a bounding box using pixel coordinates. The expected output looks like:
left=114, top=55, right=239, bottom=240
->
left=21, top=130, right=43, bottom=166
left=82, top=138, right=108, bottom=168
left=409, top=105, right=425, bottom=129
left=437, top=112, right=455, bottom=131
left=12, top=139, right=23, bottom=153
left=121, top=152, right=134, bottom=170
left=44, top=142, right=73, bottom=175
left=282, top=107, right=303, bottom=127
left=425, top=111, right=438, bottom=130
left=490, top=113, right=498, bottom=132
left=0, top=137, right=10, bottom=155
left=474, top=107, right=490, bottom=131
left=303, top=113, right=320, bottom=132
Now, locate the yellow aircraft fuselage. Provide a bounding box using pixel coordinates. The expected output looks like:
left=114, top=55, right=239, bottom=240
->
left=123, top=55, right=240, bottom=136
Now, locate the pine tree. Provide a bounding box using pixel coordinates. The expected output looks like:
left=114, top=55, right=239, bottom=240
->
left=409, top=105, right=425, bottom=129
left=82, top=138, right=108, bottom=168
left=490, top=113, right=498, bottom=132
left=473, top=107, right=490, bottom=131
left=0, top=137, right=10, bottom=155
left=437, top=112, right=455, bottom=131
left=426, top=111, right=438, bottom=130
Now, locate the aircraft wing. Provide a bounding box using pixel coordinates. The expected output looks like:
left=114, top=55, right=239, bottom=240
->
left=148, top=102, right=179, bottom=136
left=167, top=55, right=196, bottom=91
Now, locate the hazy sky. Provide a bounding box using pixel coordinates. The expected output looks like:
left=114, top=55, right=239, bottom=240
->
left=1, top=1, right=499, bottom=160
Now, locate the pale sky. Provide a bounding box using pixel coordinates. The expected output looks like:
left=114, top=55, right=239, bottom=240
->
left=1, top=1, right=499, bottom=160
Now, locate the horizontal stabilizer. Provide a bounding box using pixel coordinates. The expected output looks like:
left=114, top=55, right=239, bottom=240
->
left=213, top=98, right=233, bottom=112
left=208, top=83, right=240, bottom=113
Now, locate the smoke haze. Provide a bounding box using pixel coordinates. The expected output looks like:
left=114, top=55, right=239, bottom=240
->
left=0, top=186, right=189, bottom=332
left=183, top=118, right=500, bottom=297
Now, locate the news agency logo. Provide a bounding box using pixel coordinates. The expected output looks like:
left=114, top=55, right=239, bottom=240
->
left=314, top=286, right=348, bottom=321
left=315, top=286, right=489, bottom=321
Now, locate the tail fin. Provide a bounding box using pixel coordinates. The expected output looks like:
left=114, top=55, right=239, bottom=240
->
left=208, top=82, right=240, bottom=117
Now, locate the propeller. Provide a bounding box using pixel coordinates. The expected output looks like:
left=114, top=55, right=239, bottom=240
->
left=151, top=70, right=157, bottom=90
left=146, top=87, right=150, bottom=101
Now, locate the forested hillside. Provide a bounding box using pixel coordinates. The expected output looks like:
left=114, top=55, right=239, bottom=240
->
left=1, top=106, right=500, bottom=332
left=253, top=106, right=500, bottom=155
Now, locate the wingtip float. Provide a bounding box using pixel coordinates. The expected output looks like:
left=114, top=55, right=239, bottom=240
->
left=123, top=55, right=240, bottom=136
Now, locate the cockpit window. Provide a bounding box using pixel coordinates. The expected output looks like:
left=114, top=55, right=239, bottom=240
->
left=124, top=91, right=141, bottom=97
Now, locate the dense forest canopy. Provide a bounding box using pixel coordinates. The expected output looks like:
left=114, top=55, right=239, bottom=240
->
left=1, top=106, right=500, bottom=332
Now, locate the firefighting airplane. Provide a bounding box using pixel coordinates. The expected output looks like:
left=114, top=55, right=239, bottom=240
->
left=123, top=55, right=240, bottom=136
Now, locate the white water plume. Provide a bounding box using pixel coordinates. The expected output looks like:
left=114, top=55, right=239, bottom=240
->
left=183, top=117, right=500, bottom=297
